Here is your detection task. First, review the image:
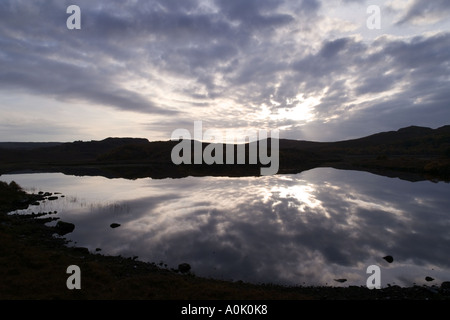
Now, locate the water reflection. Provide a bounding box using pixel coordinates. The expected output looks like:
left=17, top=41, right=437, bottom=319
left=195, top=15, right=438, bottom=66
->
left=2, top=168, right=450, bottom=287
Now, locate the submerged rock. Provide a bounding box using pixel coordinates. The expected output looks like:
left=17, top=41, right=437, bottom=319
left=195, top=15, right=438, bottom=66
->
left=54, top=221, right=75, bottom=235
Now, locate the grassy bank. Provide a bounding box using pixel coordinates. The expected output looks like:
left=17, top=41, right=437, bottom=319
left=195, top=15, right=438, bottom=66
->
left=1, top=181, right=449, bottom=300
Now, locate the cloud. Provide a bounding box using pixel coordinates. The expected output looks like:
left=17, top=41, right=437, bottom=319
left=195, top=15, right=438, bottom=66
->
left=396, top=0, right=450, bottom=25
left=0, top=0, right=182, bottom=115
left=274, top=31, right=450, bottom=139
left=319, top=37, right=351, bottom=58
left=215, top=0, right=295, bottom=28
left=0, top=0, right=449, bottom=141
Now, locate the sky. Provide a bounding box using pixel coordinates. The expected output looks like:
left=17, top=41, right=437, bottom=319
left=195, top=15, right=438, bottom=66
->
left=1, top=0, right=449, bottom=143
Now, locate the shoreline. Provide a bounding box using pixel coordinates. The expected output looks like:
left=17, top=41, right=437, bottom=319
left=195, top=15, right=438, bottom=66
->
left=1, top=181, right=450, bottom=300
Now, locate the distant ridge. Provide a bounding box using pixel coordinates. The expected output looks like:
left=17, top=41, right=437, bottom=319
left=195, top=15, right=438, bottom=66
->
left=0, top=142, right=63, bottom=150
left=0, top=126, right=449, bottom=181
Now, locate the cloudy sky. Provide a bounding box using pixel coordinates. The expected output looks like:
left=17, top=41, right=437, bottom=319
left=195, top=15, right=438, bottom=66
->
left=1, top=0, right=449, bottom=142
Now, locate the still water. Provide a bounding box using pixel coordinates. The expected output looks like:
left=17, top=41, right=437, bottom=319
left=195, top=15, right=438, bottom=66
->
left=2, top=168, right=450, bottom=287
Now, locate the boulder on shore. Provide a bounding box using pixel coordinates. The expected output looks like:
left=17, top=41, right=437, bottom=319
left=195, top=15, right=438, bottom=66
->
left=54, top=221, right=75, bottom=235
left=178, top=263, right=191, bottom=274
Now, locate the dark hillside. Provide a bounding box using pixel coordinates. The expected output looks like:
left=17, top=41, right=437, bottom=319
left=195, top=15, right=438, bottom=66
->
left=282, top=125, right=450, bottom=157
left=0, top=142, right=63, bottom=150
left=0, top=126, right=449, bottom=180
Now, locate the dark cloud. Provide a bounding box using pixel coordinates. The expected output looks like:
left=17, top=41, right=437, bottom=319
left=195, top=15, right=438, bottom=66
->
left=355, top=73, right=401, bottom=95
left=397, top=0, right=450, bottom=25
left=292, top=37, right=365, bottom=80
left=276, top=32, right=450, bottom=139
left=0, top=0, right=180, bottom=114
left=299, top=0, right=321, bottom=13
left=0, top=0, right=295, bottom=116
left=0, top=0, right=449, bottom=141
left=319, top=38, right=351, bottom=58
left=215, top=0, right=297, bottom=26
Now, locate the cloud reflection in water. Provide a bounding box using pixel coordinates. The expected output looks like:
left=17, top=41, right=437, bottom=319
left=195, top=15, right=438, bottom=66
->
left=3, top=168, right=450, bottom=287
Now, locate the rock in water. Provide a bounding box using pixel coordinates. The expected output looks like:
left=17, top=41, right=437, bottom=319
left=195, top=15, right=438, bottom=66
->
left=55, top=221, right=75, bottom=235
left=425, top=276, right=434, bottom=282
left=383, top=255, right=394, bottom=263
left=110, top=223, right=121, bottom=228
left=334, top=279, right=347, bottom=283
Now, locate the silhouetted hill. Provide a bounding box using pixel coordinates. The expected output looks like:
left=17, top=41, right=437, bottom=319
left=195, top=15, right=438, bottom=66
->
left=96, top=140, right=178, bottom=163
left=0, top=137, right=149, bottom=164
left=279, top=125, right=450, bottom=156
left=44, top=137, right=149, bottom=161
left=0, top=126, right=449, bottom=181
left=0, top=142, right=63, bottom=150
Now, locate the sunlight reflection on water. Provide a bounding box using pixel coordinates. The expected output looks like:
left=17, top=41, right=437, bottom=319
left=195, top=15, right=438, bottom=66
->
left=2, top=168, right=450, bottom=287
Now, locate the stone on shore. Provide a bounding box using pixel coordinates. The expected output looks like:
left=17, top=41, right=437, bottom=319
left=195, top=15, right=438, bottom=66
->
left=54, top=221, right=75, bottom=235
left=178, top=263, right=191, bottom=274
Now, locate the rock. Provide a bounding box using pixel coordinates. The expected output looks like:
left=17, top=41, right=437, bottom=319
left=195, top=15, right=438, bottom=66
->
left=334, top=279, right=347, bottom=283
left=383, top=255, right=394, bottom=263
left=425, top=276, right=434, bottom=282
left=440, top=281, right=450, bottom=293
left=47, top=196, right=58, bottom=201
left=54, top=221, right=75, bottom=235
left=110, top=223, right=121, bottom=228
left=178, top=263, right=191, bottom=274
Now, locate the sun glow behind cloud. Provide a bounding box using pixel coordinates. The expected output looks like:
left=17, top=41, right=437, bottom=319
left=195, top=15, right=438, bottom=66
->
left=0, top=0, right=449, bottom=142
left=258, top=94, right=321, bottom=124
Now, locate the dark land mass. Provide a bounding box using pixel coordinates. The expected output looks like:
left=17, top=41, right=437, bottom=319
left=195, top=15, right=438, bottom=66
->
left=1, top=181, right=449, bottom=300
left=0, top=125, right=450, bottom=182
left=1, top=125, right=450, bottom=300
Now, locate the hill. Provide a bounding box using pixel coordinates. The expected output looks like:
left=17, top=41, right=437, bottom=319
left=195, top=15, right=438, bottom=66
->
left=0, top=126, right=449, bottom=181
left=0, top=142, right=63, bottom=150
